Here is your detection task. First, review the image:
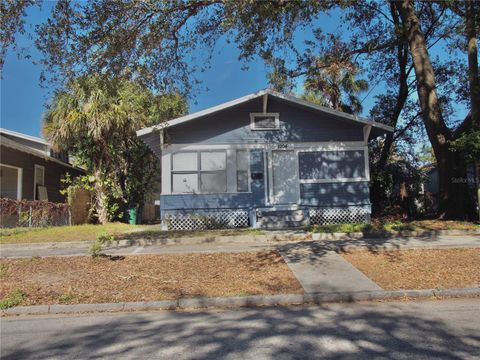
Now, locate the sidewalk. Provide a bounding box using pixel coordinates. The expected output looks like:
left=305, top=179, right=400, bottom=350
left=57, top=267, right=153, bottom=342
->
left=1, top=234, right=478, bottom=258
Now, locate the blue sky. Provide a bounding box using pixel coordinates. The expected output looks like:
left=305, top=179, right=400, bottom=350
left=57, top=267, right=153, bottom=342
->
left=0, top=4, right=353, bottom=138
left=0, top=3, right=467, bottom=140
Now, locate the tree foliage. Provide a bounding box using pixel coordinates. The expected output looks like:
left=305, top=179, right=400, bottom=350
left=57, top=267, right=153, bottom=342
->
left=43, top=75, right=187, bottom=223
left=0, top=0, right=38, bottom=70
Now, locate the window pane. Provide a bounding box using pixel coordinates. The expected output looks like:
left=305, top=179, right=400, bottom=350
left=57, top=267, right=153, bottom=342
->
left=254, top=115, right=276, bottom=129
left=236, top=150, right=249, bottom=171
left=200, top=172, right=226, bottom=193
left=237, top=171, right=249, bottom=192
left=172, top=152, right=197, bottom=171
left=35, top=166, right=44, bottom=185
left=201, top=151, right=226, bottom=171
left=0, top=166, right=18, bottom=199
left=172, top=173, right=198, bottom=193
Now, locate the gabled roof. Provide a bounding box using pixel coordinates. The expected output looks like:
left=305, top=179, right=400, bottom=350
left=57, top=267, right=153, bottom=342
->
left=0, top=128, right=49, bottom=145
left=137, top=88, right=394, bottom=137
left=0, top=134, right=83, bottom=170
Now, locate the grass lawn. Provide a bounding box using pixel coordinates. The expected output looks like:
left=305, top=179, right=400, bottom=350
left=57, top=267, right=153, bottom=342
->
left=0, top=251, right=302, bottom=307
left=309, top=220, right=479, bottom=234
left=0, top=223, right=152, bottom=244
left=342, top=248, right=480, bottom=290
left=0, top=224, right=264, bottom=245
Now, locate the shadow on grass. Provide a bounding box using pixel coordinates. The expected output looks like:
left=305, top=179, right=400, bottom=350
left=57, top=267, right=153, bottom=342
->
left=2, top=301, right=479, bottom=359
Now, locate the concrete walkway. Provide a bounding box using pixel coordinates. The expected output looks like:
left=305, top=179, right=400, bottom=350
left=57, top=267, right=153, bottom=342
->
left=279, top=248, right=382, bottom=294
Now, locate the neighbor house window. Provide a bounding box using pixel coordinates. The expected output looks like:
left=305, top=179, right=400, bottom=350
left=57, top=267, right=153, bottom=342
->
left=34, top=165, right=45, bottom=200
left=250, top=113, right=280, bottom=130
left=236, top=150, right=249, bottom=192
left=171, top=151, right=227, bottom=193
left=0, top=164, right=22, bottom=200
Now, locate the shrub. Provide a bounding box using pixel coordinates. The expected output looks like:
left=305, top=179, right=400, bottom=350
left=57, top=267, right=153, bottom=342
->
left=89, top=240, right=103, bottom=257
left=96, top=231, right=115, bottom=244
left=89, top=231, right=115, bottom=257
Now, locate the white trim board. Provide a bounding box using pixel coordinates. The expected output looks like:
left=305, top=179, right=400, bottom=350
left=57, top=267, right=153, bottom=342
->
left=137, top=89, right=394, bottom=137
left=162, top=141, right=366, bottom=152
left=0, top=128, right=48, bottom=145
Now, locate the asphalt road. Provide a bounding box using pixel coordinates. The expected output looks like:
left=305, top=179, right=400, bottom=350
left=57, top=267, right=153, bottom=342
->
left=1, top=299, right=479, bottom=359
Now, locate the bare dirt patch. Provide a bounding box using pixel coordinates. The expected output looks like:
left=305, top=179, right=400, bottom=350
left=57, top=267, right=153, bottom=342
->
left=0, top=251, right=303, bottom=306
left=342, top=248, right=480, bottom=290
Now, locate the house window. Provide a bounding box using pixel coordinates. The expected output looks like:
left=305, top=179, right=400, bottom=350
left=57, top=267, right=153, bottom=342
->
left=250, top=113, right=280, bottom=130
left=172, top=152, right=198, bottom=193
left=34, top=165, right=45, bottom=200
left=171, top=151, right=227, bottom=193
left=200, top=151, right=226, bottom=193
left=236, top=150, right=249, bottom=192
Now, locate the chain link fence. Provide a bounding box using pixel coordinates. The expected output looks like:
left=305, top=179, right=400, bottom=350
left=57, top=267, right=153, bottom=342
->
left=0, top=198, right=70, bottom=228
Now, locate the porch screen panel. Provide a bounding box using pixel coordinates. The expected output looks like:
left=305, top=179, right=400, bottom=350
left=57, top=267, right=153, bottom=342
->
left=299, top=150, right=365, bottom=180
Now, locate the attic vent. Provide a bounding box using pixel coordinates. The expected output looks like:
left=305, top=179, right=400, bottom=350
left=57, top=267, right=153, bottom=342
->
left=250, top=113, right=279, bottom=130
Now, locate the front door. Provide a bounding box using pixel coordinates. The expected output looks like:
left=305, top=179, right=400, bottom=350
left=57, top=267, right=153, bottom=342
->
left=270, top=150, right=299, bottom=204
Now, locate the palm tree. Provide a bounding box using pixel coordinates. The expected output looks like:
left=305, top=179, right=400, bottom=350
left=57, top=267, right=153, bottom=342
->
left=43, top=75, right=186, bottom=223
left=304, top=57, right=369, bottom=114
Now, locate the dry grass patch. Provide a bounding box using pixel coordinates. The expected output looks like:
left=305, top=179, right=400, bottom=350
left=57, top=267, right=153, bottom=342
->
left=342, top=248, right=480, bottom=290
left=0, top=251, right=303, bottom=306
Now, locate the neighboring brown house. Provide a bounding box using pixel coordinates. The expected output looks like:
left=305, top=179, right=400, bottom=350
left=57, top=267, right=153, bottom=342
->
left=0, top=128, right=84, bottom=203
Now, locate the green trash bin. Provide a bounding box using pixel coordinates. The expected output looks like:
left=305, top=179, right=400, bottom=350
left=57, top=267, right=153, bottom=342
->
left=128, top=208, right=137, bottom=225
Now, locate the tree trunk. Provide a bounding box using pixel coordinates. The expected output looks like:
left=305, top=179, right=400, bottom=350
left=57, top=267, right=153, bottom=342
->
left=397, top=0, right=468, bottom=218
left=465, top=0, right=480, bottom=221
left=93, top=169, right=109, bottom=224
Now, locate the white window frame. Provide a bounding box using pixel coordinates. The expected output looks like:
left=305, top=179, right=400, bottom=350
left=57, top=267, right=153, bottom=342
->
left=250, top=113, right=280, bottom=130
left=171, top=151, right=199, bottom=194
left=0, top=163, right=23, bottom=200
left=34, top=164, right=45, bottom=200
left=170, top=150, right=230, bottom=194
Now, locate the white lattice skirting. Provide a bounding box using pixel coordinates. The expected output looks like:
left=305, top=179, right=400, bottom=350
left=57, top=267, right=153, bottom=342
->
left=309, top=206, right=370, bottom=225
left=165, top=210, right=250, bottom=230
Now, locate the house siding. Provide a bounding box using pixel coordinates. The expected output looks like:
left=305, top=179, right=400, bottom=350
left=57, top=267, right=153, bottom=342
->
left=300, top=182, right=370, bottom=207
left=1, top=145, right=83, bottom=203
left=166, top=97, right=364, bottom=145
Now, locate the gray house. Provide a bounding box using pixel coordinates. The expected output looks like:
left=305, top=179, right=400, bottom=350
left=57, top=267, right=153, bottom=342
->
left=137, top=89, right=393, bottom=229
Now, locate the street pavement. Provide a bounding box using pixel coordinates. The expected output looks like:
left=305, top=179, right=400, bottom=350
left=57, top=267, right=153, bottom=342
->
left=1, top=299, right=479, bottom=359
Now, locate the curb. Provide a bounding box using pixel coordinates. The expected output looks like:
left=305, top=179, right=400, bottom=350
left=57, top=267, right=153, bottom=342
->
left=3, top=287, right=479, bottom=316
left=311, top=229, right=480, bottom=241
